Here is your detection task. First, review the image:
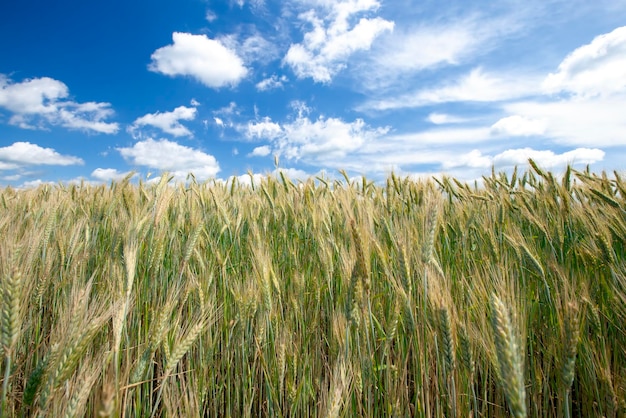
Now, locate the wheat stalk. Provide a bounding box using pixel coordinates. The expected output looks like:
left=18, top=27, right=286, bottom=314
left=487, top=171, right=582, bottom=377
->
left=1, top=266, right=22, bottom=414
left=490, top=293, right=526, bottom=418
left=561, top=301, right=580, bottom=418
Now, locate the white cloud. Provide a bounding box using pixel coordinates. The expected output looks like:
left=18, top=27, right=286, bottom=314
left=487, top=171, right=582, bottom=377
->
left=0, top=162, right=19, bottom=171
left=17, top=179, right=54, bottom=189
left=224, top=167, right=311, bottom=188
left=442, top=149, right=493, bottom=170
left=504, top=96, right=626, bottom=147
left=273, top=167, right=310, bottom=182
left=205, top=10, right=217, bottom=22
left=367, top=16, right=516, bottom=79
left=246, top=117, right=283, bottom=140
left=442, top=147, right=605, bottom=171
left=55, top=102, right=118, bottom=134
left=215, top=101, right=239, bottom=116
left=213, top=102, right=239, bottom=128
left=383, top=127, right=493, bottom=146
left=0, top=75, right=118, bottom=133
left=284, top=1, right=394, bottom=82
left=361, top=68, right=541, bottom=110
left=378, top=24, right=476, bottom=71
left=248, top=113, right=389, bottom=164
left=256, top=74, right=288, bottom=91
left=492, top=147, right=605, bottom=168
left=0, top=75, right=67, bottom=114
left=490, top=115, right=547, bottom=137
left=249, top=145, right=271, bottom=157
left=130, top=106, right=197, bottom=137
left=355, top=10, right=529, bottom=93
left=543, top=26, right=626, bottom=97
left=149, top=32, right=248, bottom=88
left=0, top=142, right=84, bottom=168
left=117, top=138, right=220, bottom=181
left=220, top=33, right=279, bottom=65
left=228, top=172, right=265, bottom=187
left=280, top=116, right=378, bottom=160
left=91, top=168, right=134, bottom=182
left=490, top=27, right=626, bottom=148
left=426, top=113, right=469, bottom=125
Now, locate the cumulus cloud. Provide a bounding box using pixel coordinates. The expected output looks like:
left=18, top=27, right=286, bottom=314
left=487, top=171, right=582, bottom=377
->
left=279, top=116, right=389, bottom=160
left=490, top=115, right=547, bottom=136
left=0, top=141, right=84, bottom=168
left=91, top=168, right=134, bottom=182
left=0, top=75, right=67, bottom=114
left=485, top=27, right=626, bottom=148
left=284, top=0, right=394, bottom=82
left=543, top=26, right=626, bottom=97
left=130, top=106, right=197, bottom=137
left=117, top=138, right=220, bottom=181
left=245, top=112, right=389, bottom=165
left=149, top=32, right=248, bottom=88
left=0, top=75, right=118, bottom=133
left=249, top=145, right=272, bottom=157
left=246, top=117, right=283, bottom=140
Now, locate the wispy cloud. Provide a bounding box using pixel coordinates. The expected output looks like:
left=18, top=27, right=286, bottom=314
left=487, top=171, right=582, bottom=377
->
left=426, top=113, right=471, bottom=125
left=359, top=13, right=524, bottom=91
left=256, top=74, right=288, bottom=91
left=360, top=68, right=542, bottom=111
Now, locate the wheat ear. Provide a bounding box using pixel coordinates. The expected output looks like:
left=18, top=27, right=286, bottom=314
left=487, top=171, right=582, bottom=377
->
left=490, top=294, right=526, bottom=418
left=562, top=301, right=580, bottom=418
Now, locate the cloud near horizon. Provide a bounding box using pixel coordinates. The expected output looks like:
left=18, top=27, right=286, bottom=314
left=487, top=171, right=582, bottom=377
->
left=117, top=138, right=220, bottom=182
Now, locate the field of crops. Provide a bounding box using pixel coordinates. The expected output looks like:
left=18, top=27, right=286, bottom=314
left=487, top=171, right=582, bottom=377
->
left=1, top=163, right=625, bottom=417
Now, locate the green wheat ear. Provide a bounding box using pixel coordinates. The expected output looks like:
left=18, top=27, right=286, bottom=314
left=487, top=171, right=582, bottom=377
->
left=490, top=293, right=527, bottom=418
left=562, top=301, right=580, bottom=418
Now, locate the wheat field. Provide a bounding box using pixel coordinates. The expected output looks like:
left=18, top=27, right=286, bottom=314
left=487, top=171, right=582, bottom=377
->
left=1, top=163, right=625, bottom=417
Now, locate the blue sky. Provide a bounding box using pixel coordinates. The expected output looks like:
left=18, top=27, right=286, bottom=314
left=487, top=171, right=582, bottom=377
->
left=1, top=0, right=626, bottom=187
